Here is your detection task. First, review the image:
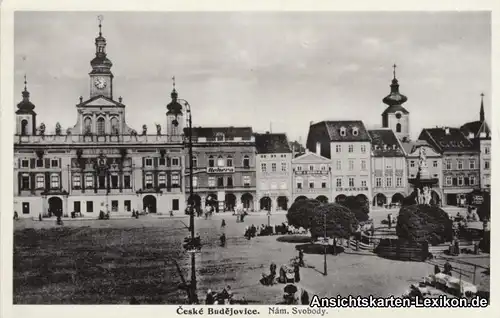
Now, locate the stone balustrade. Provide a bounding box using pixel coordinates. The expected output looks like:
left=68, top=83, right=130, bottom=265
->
left=15, top=134, right=184, bottom=145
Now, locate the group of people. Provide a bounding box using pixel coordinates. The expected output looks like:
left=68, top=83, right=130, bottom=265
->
left=205, top=285, right=235, bottom=304
left=244, top=224, right=258, bottom=240
left=434, top=261, right=453, bottom=276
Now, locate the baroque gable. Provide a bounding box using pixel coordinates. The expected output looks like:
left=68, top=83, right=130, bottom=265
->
left=292, top=152, right=331, bottom=164
left=80, top=96, right=123, bottom=108
left=408, top=145, right=440, bottom=158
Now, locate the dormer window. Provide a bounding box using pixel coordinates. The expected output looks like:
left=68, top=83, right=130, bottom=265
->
left=340, top=127, right=347, bottom=137
left=216, top=133, right=224, bottom=141
left=352, top=127, right=359, bottom=136
left=383, top=145, right=388, bottom=150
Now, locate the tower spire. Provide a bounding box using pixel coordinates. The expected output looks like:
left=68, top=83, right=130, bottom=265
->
left=480, top=92, right=485, bottom=122
left=24, top=74, right=27, bottom=92
left=393, top=63, right=397, bottom=80
left=98, top=15, right=103, bottom=37
left=171, top=76, right=178, bottom=99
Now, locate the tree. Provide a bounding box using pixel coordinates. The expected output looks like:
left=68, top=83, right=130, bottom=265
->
left=286, top=198, right=321, bottom=230
left=396, top=204, right=453, bottom=244
left=309, top=203, right=359, bottom=241
left=339, top=196, right=369, bottom=222
left=477, top=194, right=491, bottom=221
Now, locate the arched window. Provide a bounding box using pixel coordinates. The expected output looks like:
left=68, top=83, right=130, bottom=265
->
left=243, top=155, right=250, bottom=168
left=84, top=117, right=92, bottom=134
left=208, top=156, right=215, bottom=168
left=191, top=156, right=198, bottom=168
left=226, top=155, right=233, bottom=167
left=340, top=127, right=347, bottom=136
left=20, top=119, right=28, bottom=135
left=217, top=155, right=225, bottom=167
left=96, top=117, right=105, bottom=135
left=396, top=123, right=402, bottom=133
left=110, top=117, right=119, bottom=135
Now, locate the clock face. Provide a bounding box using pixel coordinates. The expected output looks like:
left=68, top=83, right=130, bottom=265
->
left=94, top=77, right=107, bottom=89
left=395, top=113, right=402, bottom=119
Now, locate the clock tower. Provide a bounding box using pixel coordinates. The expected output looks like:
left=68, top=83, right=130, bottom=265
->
left=381, top=64, right=410, bottom=141
left=89, top=16, right=113, bottom=99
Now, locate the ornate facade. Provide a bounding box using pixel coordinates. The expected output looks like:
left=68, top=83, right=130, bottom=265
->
left=14, top=22, right=186, bottom=218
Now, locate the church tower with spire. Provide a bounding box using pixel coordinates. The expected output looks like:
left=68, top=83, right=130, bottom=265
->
left=381, top=64, right=410, bottom=141
left=15, top=75, right=37, bottom=135
left=166, top=77, right=184, bottom=136
left=89, top=15, right=113, bottom=99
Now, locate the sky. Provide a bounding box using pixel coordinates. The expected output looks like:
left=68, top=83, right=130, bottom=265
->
left=14, top=11, right=491, bottom=143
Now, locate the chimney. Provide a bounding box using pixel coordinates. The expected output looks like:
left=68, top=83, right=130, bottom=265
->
left=444, top=127, right=450, bottom=135
left=468, top=132, right=474, bottom=139
left=316, top=142, right=321, bottom=155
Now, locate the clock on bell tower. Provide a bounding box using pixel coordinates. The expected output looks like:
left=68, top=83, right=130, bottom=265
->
left=89, top=16, right=114, bottom=99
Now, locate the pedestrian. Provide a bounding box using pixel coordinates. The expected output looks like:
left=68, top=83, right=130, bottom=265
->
left=221, top=219, right=226, bottom=229
left=298, top=249, right=304, bottom=267
left=434, top=264, right=441, bottom=274
left=169, top=210, right=173, bottom=217
left=387, top=214, right=392, bottom=229
left=444, top=261, right=453, bottom=276
left=300, top=289, right=310, bottom=305
left=13, top=211, right=19, bottom=221
left=220, top=233, right=226, bottom=247
left=205, top=289, right=214, bottom=305
left=294, top=263, right=301, bottom=283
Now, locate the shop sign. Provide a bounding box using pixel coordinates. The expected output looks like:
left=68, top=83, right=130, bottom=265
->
left=206, top=167, right=235, bottom=173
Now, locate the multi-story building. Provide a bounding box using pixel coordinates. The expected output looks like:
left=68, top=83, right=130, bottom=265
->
left=460, top=94, right=491, bottom=192
left=368, top=129, right=407, bottom=207
left=291, top=150, right=332, bottom=203
left=418, top=127, right=480, bottom=206
left=14, top=24, right=186, bottom=218
left=401, top=140, right=444, bottom=205
left=184, top=127, right=257, bottom=212
left=306, top=120, right=371, bottom=205
left=255, top=132, right=292, bottom=211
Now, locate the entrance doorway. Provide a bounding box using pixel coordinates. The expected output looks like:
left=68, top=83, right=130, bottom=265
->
left=48, top=197, right=63, bottom=216
left=143, top=195, right=157, bottom=213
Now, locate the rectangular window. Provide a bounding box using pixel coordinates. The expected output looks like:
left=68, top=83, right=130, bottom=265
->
left=470, top=176, right=476, bottom=186
left=172, top=199, right=179, bottom=211
left=192, top=176, right=198, bottom=187
left=111, top=175, right=118, bottom=188
left=336, top=178, right=342, bottom=187
left=51, top=159, right=59, bottom=168
left=348, top=144, right=354, bottom=153
left=98, top=176, right=106, bottom=189
left=321, top=182, right=327, bottom=189
left=272, top=163, right=277, bottom=172
left=361, top=145, right=366, bottom=153
left=217, top=177, right=224, bottom=187
left=22, top=202, right=30, bottom=214
left=485, top=161, right=490, bottom=169
left=410, top=161, right=415, bottom=168
left=51, top=175, right=60, bottom=189
left=171, top=174, right=179, bottom=187
left=158, top=173, right=166, bottom=188
left=336, top=145, right=341, bottom=153
left=124, top=175, right=131, bottom=188
left=433, top=161, right=438, bottom=168
left=281, top=162, right=287, bottom=172
left=261, top=163, right=267, bottom=172
left=111, top=200, right=118, bottom=212
left=336, top=160, right=341, bottom=170
left=243, top=176, right=251, bottom=186
left=458, top=160, right=463, bottom=170
left=21, top=159, right=29, bottom=168
left=227, top=157, right=233, bottom=167
left=348, top=177, right=354, bottom=187
left=172, top=157, right=179, bottom=166
left=309, top=181, right=314, bottom=189
left=227, top=177, right=233, bottom=187
left=396, top=177, right=402, bottom=187
left=296, top=181, right=302, bottom=189
left=485, top=147, right=490, bottom=154
left=159, top=158, right=166, bottom=166
left=309, top=165, right=314, bottom=171
left=348, top=160, right=354, bottom=171
left=36, top=159, right=44, bottom=167
left=208, top=177, right=215, bottom=187
left=375, top=177, right=382, bottom=187
left=86, top=201, right=94, bottom=213
left=124, top=200, right=131, bottom=212
left=446, top=176, right=452, bottom=186
left=36, top=175, right=45, bottom=189
left=386, top=177, right=392, bottom=188
left=458, top=176, right=464, bottom=186
left=145, top=174, right=153, bottom=188
left=72, top=174, right=81, bottom=189
left=74, top=201, right=81, bottom=213
left=361, top=180, right=367, bottom=187
left=85, top=174, right=94, bottom=188
left=145, top=158, right=153, bottom=167
left=446, top=160, right=452, bottom=170
left=469, top=160, right=476, bottom=169
left=361, top=160, right=367, bottom=171
left=21, top=175, right=30, bottom=190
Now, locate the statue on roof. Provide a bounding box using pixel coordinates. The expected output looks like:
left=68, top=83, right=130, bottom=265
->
left=156, top=123, right=161, bottom=135
left=142, top=125, right=147, bottom=136
left=38, top=123, right=46, bottom=136
left=55, top=122, right=61, bottom=135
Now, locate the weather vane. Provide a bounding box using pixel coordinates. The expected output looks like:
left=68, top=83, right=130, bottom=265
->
left=392, top=63, right=397, bottom=79
left=172, top=76, right=176, bottom=90
left=97, top=15, right=103, bottom=35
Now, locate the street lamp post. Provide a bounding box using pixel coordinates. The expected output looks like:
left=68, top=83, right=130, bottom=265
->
left=323, top=210, right=327, bottom=276
left=174, top=98, right=198, bottom=304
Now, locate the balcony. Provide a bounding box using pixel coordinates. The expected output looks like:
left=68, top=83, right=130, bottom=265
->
left=15, top=134, right=184, bottom=145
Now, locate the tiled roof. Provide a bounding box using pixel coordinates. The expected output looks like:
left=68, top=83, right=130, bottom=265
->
left=419, top=127, right=475, bottom=153
left=186, top=126, right=254, bottom=139
left=368, top=129, right=405, bottom=157
left=311, top=120, right=371, bottom=142
left=460, top=121, right=491, bottom=139
left=254, top=133, right=291, bottom=154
